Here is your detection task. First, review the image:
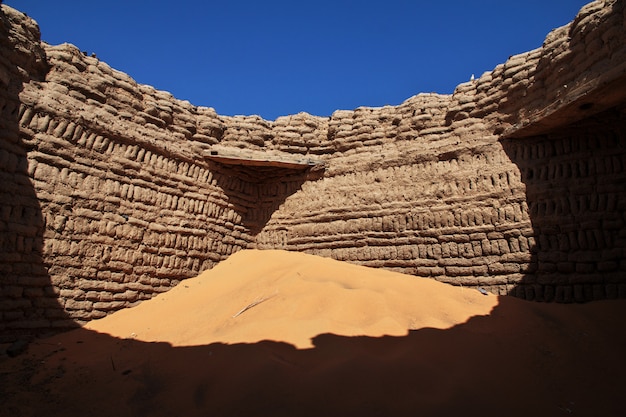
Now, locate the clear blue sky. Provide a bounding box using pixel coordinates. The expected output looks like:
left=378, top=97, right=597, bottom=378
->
left=7, top=0, right=589, bottom=120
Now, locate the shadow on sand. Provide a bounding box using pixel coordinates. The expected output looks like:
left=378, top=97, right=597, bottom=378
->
left=2, top=295, right=625, bottom=417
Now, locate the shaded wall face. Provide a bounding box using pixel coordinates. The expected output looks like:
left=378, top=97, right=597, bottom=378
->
left=501, top=109, right=626, bottom=301
left=0, top=7, right=72, bottom=341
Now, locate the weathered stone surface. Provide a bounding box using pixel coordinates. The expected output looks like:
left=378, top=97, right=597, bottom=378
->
left=1, top=1, right=626, bottom=340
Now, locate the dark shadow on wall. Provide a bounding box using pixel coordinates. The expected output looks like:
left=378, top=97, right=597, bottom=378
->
left=0, top=7, right=74, bottom=343
left=2, top=296, right=625, bottom=417
left=208, top=161, right=324, bottom=236
left=500, top=107, right=626, bottom=302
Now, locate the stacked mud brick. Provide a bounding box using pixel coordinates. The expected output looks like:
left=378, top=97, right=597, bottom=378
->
left=1, top=0, right=625, bottom=340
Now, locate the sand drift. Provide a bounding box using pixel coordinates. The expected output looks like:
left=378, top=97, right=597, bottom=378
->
left=2, top=250, right=626, bottom=417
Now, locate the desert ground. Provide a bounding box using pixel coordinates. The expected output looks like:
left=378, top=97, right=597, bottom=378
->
left=2, top=249, right=625, bottom=417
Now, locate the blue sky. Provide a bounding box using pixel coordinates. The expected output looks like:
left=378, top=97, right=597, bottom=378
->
left=7, top=0, right=589, bottom=120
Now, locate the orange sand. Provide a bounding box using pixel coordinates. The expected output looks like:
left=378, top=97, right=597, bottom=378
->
left=85, top=250, right=499, bottom=348
left=2, top=249, right=626, bottom=417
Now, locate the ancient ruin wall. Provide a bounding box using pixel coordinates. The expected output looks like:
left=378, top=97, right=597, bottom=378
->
left=256, top=0, right=626, bottom=301
left=0, top=8, right=267, bottom=337
left=1, top=0, right=625, bottom=339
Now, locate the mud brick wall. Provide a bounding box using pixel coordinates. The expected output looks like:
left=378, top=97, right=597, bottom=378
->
left=0, top=5, right=53, bottom=337
left=16, top=55, right=264, bottom=330
left=256, top=0, right=626, bottom=301
left=1, top=0, right=626, bottom=339
left=0, top=9, right=267, bottom=339
left=502, top=111, right=626, bottom=301
left=256, top=108, right=534, bottom=294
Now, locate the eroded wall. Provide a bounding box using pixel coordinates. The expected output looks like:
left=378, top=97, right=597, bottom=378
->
left=1, top=0, right=625, bottom=339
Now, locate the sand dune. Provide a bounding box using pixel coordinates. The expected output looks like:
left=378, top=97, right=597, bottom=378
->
left=85, top=250, right=499, bottom=348
left=2, top=249, right=626, bottom=417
